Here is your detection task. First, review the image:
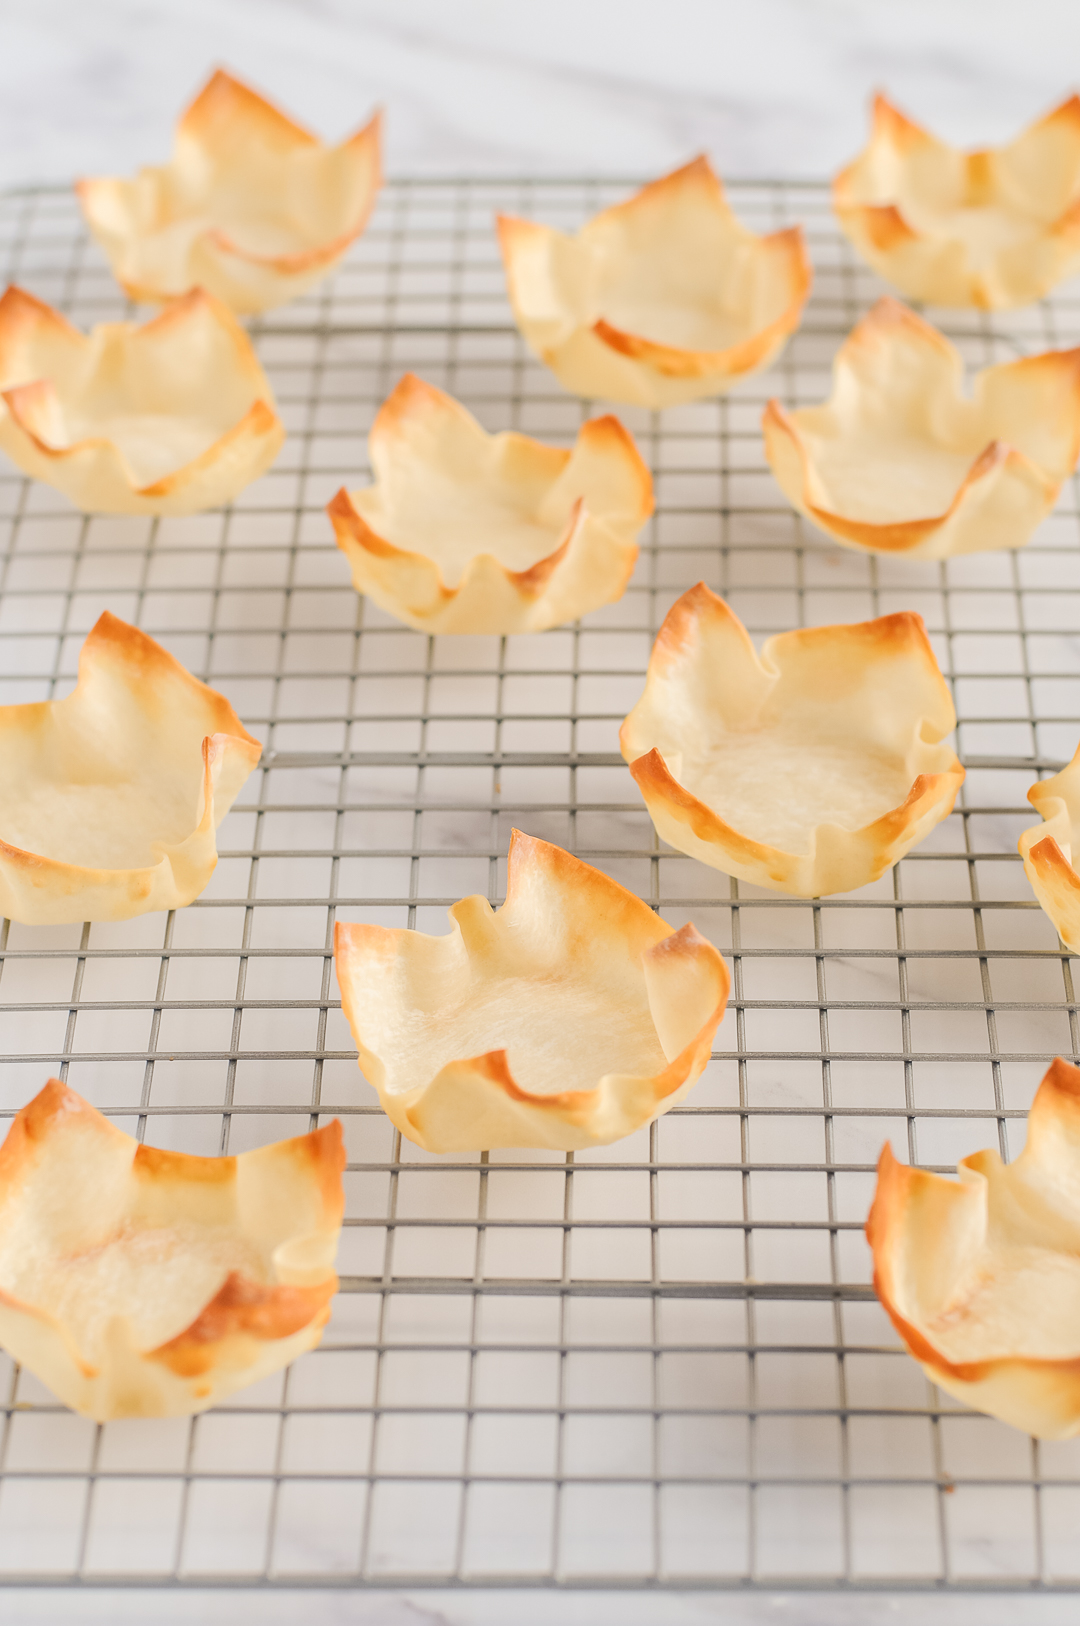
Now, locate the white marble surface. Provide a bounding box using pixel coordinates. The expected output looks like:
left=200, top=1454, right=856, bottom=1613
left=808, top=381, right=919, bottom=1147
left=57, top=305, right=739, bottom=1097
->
left=21, top=1588, right=1080, bottom=1626
left=4, top=0, right=1080, bottom=187
left=7, top=1587, right=1080, bottom=1626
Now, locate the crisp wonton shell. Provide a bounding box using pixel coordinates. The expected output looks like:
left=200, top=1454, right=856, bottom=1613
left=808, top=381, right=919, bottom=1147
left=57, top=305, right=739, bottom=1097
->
left=498, top=157, right=811, bottom=409
left=334, top=829, right=729, bottom=1151
left=1019, top=742, right=1080, bottom=952
left=834, top=93, right=1080, bottom=310
left=0, top=1080, right=344, bottom=1420
left=868, top=1058, right=1080, bottom=1439
left=328, top=374, right=652, bottom=633
left=0, top=611, right=261, bottom=924
left=764, top=298, right=1080, bottom=559
left=620, top=584, right=964, bottom=897
left=77, top=69, right=382, bottom=314
left=0, top=286, right=285, bottom=514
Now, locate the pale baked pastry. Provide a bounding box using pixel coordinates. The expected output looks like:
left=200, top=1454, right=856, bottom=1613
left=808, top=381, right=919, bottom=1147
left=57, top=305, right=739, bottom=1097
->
left=834, top=93, right=1080, bottom=309
left=0, top=612, right=261, bottom=924
left=328, top=373, right=652, bottom=633
left=0, top=286, right=285, bottom=514
left=620, top=584, right=964, bottom=897
left=77, top=69, right=382, bottom=313
left=764, top=297, right=1080, bottom=559
left=868, top=1058, right=1080, bottom=1439
left=1019, top=743, right=1080, bottom=951
left=334, top=829, right=729, bottom=1151
left=498, top=157, right=811, bottom=409
left=0, top=1080, right=344, bottom=1420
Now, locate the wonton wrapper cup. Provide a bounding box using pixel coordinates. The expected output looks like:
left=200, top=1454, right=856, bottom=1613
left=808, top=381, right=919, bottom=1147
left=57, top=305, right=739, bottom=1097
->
left=620, top=584, right=964, bottom=897
left=834, top=93, right=1080, bottom=310
left=0, top=286, right=285, bottom=514
left=763, top=298, right=1080, bottom=559
left=334, top=830, right=729, bottom=1152
left=0, top=611, right=261, bottom=924
left=0, top=1080, right=344, bottom=1420
left=77, top=69, right=382, bottom=314
left=498, top=157, right=811, bottom=409
left=1019, top=743, right=1080, bottom=952
left=867, top=1058, right=1080, bottom=1439
left=328, top=374, right=651, bottom=634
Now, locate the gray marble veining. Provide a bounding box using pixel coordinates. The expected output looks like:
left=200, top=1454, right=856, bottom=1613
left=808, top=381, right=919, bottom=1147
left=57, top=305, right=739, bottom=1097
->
left=2, top=0, right=1080, bottom=188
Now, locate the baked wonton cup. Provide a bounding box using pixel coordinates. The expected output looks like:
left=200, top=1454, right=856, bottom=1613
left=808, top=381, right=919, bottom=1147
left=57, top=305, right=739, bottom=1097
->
left=334, top=829, right=729, bottom=1152
left=764, top=298, right=1080, bottom=559
left=328, top=374, right=651, bottom=634
left=1019, top=742, right=1080, bottom=952
left=0, top=286, right=285, bottom=514
left=620, top=584, right=964, bottom=897
left=497, top=157, right=811, bottom=410
left=0, top=611, right=261, bottom=925
left=834, top=93, right=1080, bottom=310
left=0, top=1080, right=344, bottom=1420
left=77, top=69, right=382, bottom=314
left=867, top=1058, right=1080, bottom=1439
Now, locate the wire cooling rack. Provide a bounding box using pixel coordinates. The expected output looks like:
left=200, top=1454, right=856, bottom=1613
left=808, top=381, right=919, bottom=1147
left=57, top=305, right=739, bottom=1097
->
left=0, top=174, right=1079, bottom=1601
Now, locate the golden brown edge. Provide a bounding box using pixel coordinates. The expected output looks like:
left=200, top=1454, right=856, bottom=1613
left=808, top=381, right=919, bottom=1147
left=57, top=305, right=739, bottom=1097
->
left=333, top=829, right=726, bottom=1130
left=1023, top=832, right=1080, bottom=922
left=628, top=740, right=960, bottom=888
left=0, top=284, right=85, bottom=376
left=842, top=295, right=957, bottom=365
left=0, top=1078, right=343, bottom=1381
left=1027, top=745, right=1080, bottom=820
left=762, top=297, right=1065, bottom=551
left=1019, top=738, right=1080, bottom=942
left=835, top=90, right=1080, bottom=256
left=496, top=163, right=810, bottom=381
left=832, top=94, right=944, bottom=254
left=3, top=388, right=283, bottom=500
left=80, top=610, right=261, bottom=752
left=0, top=613, right=260, bottom=888
left=579, top=413, right=656, bottom=521
left=1007, top=93, right=1080, bottom=240
left=501, top=157, right=728, bottom=254
left=328, top=378, right=646, bottom=603
left=833, top=92, right=936, bottom=208
left=763, top=404, right=1052, bottom=554
left=0, top=1077, right=125, bottom=1194
left=262, top=1118, right=348, bottom=1230
left=147, top=1117, right=345, bottom=1377
left=0, top=1081, right=191, bottom=1373
left=0, top=287, right=284, bottom=496
left=327, top=491, right=588, bottom=610
left=867, top=1058, right=1080, bottom=1392
left=590, top=224, right=811, bottom=381
left=598, top=153, right=728, bottom=221
left=418, top=919, right=728, bottom=1129
left=501, top=826, right=669, bottom=958
left=493, top=213, right=558, bottom=309
left=623, top=585, right=961, bottom=869
left=633, top=578, right=757, bottom=680
left=0, top=732, right=231, bottom=894
left=203, top=109, right=383, bottom=275
left=147, top=1273, right=337, bottom=1377
left=180, top=67, right=322, bottom=150
left=763, top=604, right=957, bottom=724
left=134, top=398, right=283, bottom=498
left=76, top=71, right=383, bottom=286
left=639, top=582, right=952, bottom=699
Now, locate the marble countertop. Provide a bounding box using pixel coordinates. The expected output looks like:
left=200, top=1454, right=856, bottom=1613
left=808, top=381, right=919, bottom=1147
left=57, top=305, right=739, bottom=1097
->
left=4, top=0, right=1080, bottom=188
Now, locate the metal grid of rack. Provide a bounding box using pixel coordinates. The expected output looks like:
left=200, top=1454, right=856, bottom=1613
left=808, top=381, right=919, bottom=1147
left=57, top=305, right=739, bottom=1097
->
left=0, top=174, right=1078, bottom=1594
